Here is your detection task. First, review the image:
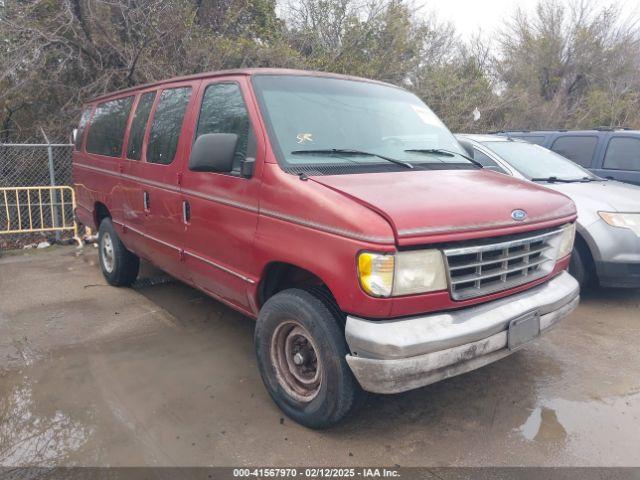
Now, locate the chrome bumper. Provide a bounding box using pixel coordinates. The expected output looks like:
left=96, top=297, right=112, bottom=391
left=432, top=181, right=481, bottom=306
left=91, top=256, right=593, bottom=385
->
left=345, top=271, right=580, bottom=394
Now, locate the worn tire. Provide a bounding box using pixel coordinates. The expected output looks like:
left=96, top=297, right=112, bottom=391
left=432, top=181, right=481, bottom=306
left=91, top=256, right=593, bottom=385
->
left=254, top=288, right=363, bottom=429
left=569, top=244, right=591, bottom=289
left=98, top=218, right=139, bottom=287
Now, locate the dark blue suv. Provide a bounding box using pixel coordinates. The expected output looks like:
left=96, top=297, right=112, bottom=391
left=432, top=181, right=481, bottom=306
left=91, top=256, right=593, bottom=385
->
left=497, top=129, right=640, bottom=186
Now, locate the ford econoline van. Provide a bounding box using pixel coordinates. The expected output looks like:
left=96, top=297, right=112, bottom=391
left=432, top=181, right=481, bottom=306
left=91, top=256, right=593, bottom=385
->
left=73, top=69, right=579, bottom=428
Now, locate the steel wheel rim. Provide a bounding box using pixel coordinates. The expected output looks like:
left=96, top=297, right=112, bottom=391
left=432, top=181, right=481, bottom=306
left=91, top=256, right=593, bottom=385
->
left=101, top=232, right=115, bottom=273
left=270, top=320, right=322, bottom=402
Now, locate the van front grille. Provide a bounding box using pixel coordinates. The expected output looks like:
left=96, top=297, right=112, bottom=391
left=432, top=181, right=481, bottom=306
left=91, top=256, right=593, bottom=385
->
left=443, top=229, right=562, bottom=300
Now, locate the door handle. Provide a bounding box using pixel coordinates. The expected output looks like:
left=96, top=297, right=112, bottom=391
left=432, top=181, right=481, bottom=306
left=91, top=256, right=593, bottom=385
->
left=182, top=200, right=191, bottom=223
left=143, top=191, right=150, bottom=211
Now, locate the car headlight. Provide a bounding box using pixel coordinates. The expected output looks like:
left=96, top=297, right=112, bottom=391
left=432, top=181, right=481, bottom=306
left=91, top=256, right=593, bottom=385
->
left=357, top=250, right=447, bottom=297
left=557, top=222, right=576, bottom=259
left=599, top=212, right=640, bottom=236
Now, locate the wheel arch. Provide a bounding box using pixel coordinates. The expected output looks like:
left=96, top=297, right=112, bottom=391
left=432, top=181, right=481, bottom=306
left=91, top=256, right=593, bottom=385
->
left=94, top=201, right=111, bottom=229
left=574, top=226, right=598, bottom=265
left=573, top=228, right=597, bottom=281
left=257, top=261, right=340, bottom=311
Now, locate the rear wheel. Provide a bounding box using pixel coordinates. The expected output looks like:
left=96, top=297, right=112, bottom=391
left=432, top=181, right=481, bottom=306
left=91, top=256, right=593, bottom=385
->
left=98, top=218, right=139, bottom=286
left=254, top=289, right=363, bottom=429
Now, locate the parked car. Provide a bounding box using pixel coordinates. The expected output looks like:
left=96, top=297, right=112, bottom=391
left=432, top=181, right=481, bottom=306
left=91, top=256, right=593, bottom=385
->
left=73, top=69, right=579, bottom=428
left=495, top=129, right=640, bottom=186
left=457, top=134, right=640, bottom=289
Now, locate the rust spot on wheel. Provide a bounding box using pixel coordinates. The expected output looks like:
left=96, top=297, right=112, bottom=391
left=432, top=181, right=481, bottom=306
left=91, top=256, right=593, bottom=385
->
left=270, top=321, right=321, bottom=402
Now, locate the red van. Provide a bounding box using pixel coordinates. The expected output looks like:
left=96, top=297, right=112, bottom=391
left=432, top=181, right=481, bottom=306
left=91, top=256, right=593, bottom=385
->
left=73, top=69, right=579, bottom=428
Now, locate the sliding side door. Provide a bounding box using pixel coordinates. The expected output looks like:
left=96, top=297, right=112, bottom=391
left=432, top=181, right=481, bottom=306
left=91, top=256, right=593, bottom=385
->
left=138, top=80, right=201, bottom=279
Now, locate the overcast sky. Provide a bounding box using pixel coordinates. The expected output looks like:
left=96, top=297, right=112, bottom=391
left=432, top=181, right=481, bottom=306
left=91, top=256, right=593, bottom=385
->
left=425, top=0, right=640, bottom=40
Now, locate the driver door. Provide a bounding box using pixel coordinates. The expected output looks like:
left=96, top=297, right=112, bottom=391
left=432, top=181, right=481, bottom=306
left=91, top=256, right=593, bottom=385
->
left=179, top=76, right=264, bottom=313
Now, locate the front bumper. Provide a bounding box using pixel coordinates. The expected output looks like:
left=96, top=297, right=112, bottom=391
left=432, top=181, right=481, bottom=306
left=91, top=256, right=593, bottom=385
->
left=596, top=261, right=640, bottom=288
left=345, top=271, right=580, bottom=394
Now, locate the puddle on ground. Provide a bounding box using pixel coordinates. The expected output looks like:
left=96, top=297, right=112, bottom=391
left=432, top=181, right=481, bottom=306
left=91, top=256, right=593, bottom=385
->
left=517, top=391, right=640, bottom=462
left=520, top=406, right=567, bottom=442
left=0, top=377, right=91, bottom=465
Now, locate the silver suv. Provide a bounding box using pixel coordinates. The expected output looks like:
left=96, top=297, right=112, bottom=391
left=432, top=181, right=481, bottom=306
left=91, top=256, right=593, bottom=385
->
left=457, top=134, right=640, bottom=288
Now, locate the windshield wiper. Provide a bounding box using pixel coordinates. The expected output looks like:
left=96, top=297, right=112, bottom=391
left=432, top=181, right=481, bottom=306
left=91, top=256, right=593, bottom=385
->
left=290, top=148, right=414, bottom=169
left=578, top=176, right=603, bottom=182
left=404, top=148, right=484, bottom=168
left=531, top=176, right=593, bottom=183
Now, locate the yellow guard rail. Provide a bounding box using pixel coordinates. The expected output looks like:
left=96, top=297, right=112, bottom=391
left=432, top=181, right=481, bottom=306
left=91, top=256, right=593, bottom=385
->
left=1, top=186, right=81, bottom=246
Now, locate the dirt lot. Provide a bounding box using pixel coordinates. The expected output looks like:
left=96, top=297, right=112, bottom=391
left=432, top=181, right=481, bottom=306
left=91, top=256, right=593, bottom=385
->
left=0, top=246, right=639, bottom=467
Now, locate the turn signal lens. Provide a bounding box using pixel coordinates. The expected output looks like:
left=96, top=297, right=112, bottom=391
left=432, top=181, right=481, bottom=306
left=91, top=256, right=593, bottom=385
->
left=358, top=252, right=394, bottom=297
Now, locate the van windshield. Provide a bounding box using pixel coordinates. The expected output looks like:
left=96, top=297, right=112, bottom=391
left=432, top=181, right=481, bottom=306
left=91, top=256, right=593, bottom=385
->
left=251, top=75, right=473, bottom=174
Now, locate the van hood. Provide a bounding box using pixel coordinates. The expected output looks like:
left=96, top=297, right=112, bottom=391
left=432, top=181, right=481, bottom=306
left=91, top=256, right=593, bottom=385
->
left=538, top=180, right=640, bottom=227
left=310, top=169, right=576, bottom=244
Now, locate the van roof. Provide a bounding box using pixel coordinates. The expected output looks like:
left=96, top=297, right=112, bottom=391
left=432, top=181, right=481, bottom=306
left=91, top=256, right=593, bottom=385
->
left=88, top=68, right=401, bottom=104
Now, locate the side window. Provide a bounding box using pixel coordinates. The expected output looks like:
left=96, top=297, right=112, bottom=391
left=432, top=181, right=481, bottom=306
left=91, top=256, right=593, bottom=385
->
left=86, top=97, right=134, bottom=157
left=550, top=136, right=598, bottom=167
left=474, top=149, right=508, bottom=174
left=75, top=107, right=92, bottom=150
left=126, top=92, right=157, bottom=160
left=195, top=83, right=253, bottom=172
left=603, top=137, right=640, bottom=171
left=147, top=87, right=192, bottom=165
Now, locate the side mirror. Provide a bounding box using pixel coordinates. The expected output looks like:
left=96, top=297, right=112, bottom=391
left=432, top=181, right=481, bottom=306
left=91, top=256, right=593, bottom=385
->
left=241, top=158, right=255, bottom=178
left=189, top=133, right=238, bottom=173
left=72, top=128, right=78, bottom=144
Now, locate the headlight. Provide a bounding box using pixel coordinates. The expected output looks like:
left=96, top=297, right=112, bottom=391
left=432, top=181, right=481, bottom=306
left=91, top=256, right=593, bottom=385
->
left=357, top=250, right=447, bottom=297
left=599, top=212, right=640, bottom=236
left=557, top=222, right=576, bottom=258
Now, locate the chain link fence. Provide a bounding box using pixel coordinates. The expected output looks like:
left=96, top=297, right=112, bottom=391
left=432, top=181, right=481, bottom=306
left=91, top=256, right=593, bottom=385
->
left=0, top=143, right=74, bottom=250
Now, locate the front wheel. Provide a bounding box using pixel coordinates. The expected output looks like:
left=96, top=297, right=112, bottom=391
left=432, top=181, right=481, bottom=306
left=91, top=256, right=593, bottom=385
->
left=569, top=244, right=592, bottom=288
left=254, top=289, right=364, bottom=428
left=98, top=218, right=140, bottom=286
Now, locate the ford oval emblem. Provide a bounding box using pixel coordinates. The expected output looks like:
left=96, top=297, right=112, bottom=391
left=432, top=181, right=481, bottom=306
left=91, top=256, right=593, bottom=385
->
left=511, top=209, right=527, bottom=221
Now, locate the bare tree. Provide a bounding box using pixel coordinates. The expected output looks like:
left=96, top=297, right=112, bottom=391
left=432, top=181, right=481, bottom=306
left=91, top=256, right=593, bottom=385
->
left=1, top=0, right=639, bottom=140
left=497, top=0, right=640, bottom=129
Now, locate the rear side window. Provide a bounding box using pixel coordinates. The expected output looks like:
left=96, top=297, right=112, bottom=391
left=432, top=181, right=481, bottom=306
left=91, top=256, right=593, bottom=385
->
left=75, top=107, right=92, bottom=150
left=550, top=136, right=598, bottom=167
left=473, top=149, right=508, bottom=174
left=603, top=137, right=640, bottom=171
left=147, top=87, right=192, bottom=165
left=195, top=83, right=252, bottom=172
left=126, top=92, right=156, bottom=160
left=86, top=97, right=134, bottom=157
